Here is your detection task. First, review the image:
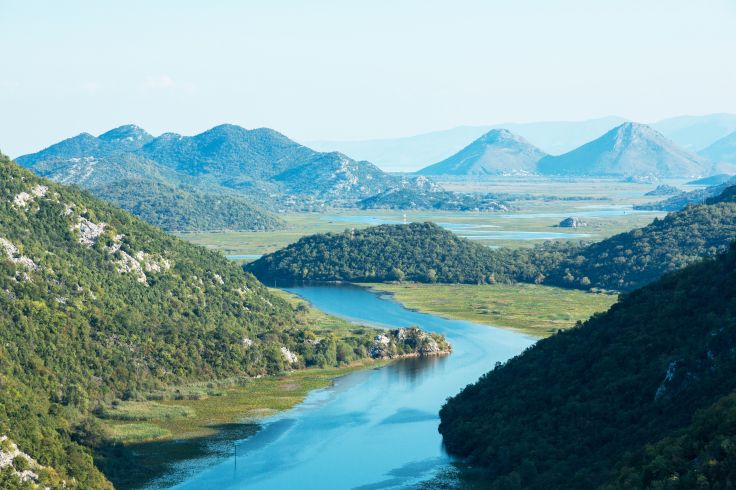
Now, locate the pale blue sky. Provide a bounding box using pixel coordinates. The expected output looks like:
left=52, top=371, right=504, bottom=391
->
left=1, top=0, right=735, bottom=156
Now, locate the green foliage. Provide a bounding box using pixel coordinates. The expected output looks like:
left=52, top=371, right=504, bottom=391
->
left=246, top=222, right=570, bottom=285
left=0, top=153, right=385, bottom=487
left=89, top=179, right=284, bottom=232
left=604, top=392, right=736, bottom=489
left=543, top=200, right=736, bottom=291
left=438, top=242, right=736, bottom=489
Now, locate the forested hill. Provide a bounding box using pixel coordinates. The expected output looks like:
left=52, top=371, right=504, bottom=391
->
left=0, top=153, right=398, bottom=488
left=246, top=192, right=736, bottom=293
left=245, top=222, right=565, bottom=284
left=439, top=242, right=736, bottom=489
left=541, top=196, right=736, bottom=291
left=88, top=179, right=285, bottom=232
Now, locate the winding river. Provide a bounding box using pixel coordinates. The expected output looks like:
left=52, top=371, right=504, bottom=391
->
left=165, top=285, right=535, bottom=489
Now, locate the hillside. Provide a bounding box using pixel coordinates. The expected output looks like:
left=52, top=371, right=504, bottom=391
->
left=0, top=153, right=440, bottom=488
left=245, top=222, right=564, bottom=285
left=542, top=198, right=736, bottom=291
left=700, top=130, right=736, bottom=168
left=416, top=129, right=546, bottom=176
left=18, top=124, right=436, bottom=214
left=439, top=242, right=736, bottom=489
left=88, top=179, right=285, bottom=232
left=687, top=174, right=734, bottom=186
left=537, top=122, right=712, bottom=178
left=358, top=189, right=508, bottom=211
left=636, top=176, right=736, bottom=211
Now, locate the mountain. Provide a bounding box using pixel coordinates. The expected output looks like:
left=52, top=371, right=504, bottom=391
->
left=537, top=122, right=713, bottom=178
left=700, top=130, right=736, bottom=168
left=416, top=129, right=546, bottom=176
left=651, top=113, right=736, bottom=151
left=245, top=222, right=562, bottom=285
left=636, top=176, right=736, bottom=211
left=18, top=124, right=436, bottom=219
left=88, top=179, right=285, bottom=232
left=306, top=115, right=736, bottom=172
left=0, top=153, right=447, bottom=488
left=439, top=241, right=736, bottom=489
left=0, top=153, right=299, bottom=487
left=307, top=117, right=627, bottom=172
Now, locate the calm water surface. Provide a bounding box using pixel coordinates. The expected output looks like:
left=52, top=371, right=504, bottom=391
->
left=161, top=285, right=534, bottom=489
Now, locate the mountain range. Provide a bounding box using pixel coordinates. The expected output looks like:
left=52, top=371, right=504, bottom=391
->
left=17, top=124, right=437, bottom=224
left=309, top=114, right=736, bottom=171
left=415, top=122, right=719, bottom=179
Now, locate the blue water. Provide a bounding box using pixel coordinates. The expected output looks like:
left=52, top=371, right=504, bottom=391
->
left=163, top=285, right=534, bottom=489
left=226, top=254, right=263, bottom=260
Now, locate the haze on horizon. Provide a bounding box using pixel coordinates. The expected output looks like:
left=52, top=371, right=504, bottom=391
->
left=1, top=0, right=735, bottom=157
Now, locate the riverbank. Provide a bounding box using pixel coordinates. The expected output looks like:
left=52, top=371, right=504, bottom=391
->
left=95, top=287, right=450, bottom=489
left=363, top=282, right=617, bottom=337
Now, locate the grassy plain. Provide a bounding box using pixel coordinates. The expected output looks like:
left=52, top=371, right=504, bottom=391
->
left=177, top=179, right=669, bottom=257
left=99, top=364, right=378, bottom=444
left=366, top=282, right=618, bottom=338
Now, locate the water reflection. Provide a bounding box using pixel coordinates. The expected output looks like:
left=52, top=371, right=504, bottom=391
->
left=161, top=285, right=533, bottom=490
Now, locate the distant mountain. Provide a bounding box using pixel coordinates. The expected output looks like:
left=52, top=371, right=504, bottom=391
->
left=439, top=241, right=736, bottom=489
left=307, top=117, right=626, bottom=172
left=537, top=122, right=712, bottom=178
left=18, top=124, right=436, bottom=219
left=358, top=189, right=508, bottom=211
left=700, top=130, right=736, bottom=168
left=308, top=115, right=736, bottom=172
left=687, top=174, right=734, bottom=186
left=416, top=129, right=546, bottom=176
left=651, top=113, right=736, bottom=151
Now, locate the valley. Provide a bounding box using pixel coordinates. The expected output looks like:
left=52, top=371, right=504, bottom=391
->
left=178, top=178, right=670, bottom=258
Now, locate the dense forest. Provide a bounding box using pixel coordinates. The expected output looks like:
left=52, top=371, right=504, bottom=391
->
left=0, top=154, right=439, bottom=488
left=246, top=222, right=569, bottom=285
left=543, top=199, right=736, bottom=291
left=439, top=242, right=736, bottom=489
left=251, top=188, right=736, bottom=294
left=88, top=179, right=285, bottom=232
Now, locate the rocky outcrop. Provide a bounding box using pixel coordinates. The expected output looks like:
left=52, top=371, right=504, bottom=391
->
left=0, top=237, right=39, bottom=271
left=558, top=217, right=587, bottom=228
left=645, top=184, right=682, bottom=196
left=280, top=346, right=299, bottom=364
left=369, top=326, right=451, bottom=359
left=0, top=435, right=56, bottom=489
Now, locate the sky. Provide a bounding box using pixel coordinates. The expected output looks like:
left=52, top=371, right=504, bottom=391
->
left=1, top=0, right=735, bottom=157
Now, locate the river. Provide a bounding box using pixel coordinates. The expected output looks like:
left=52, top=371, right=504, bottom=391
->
left=163, top=284, right=535, bottom=489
